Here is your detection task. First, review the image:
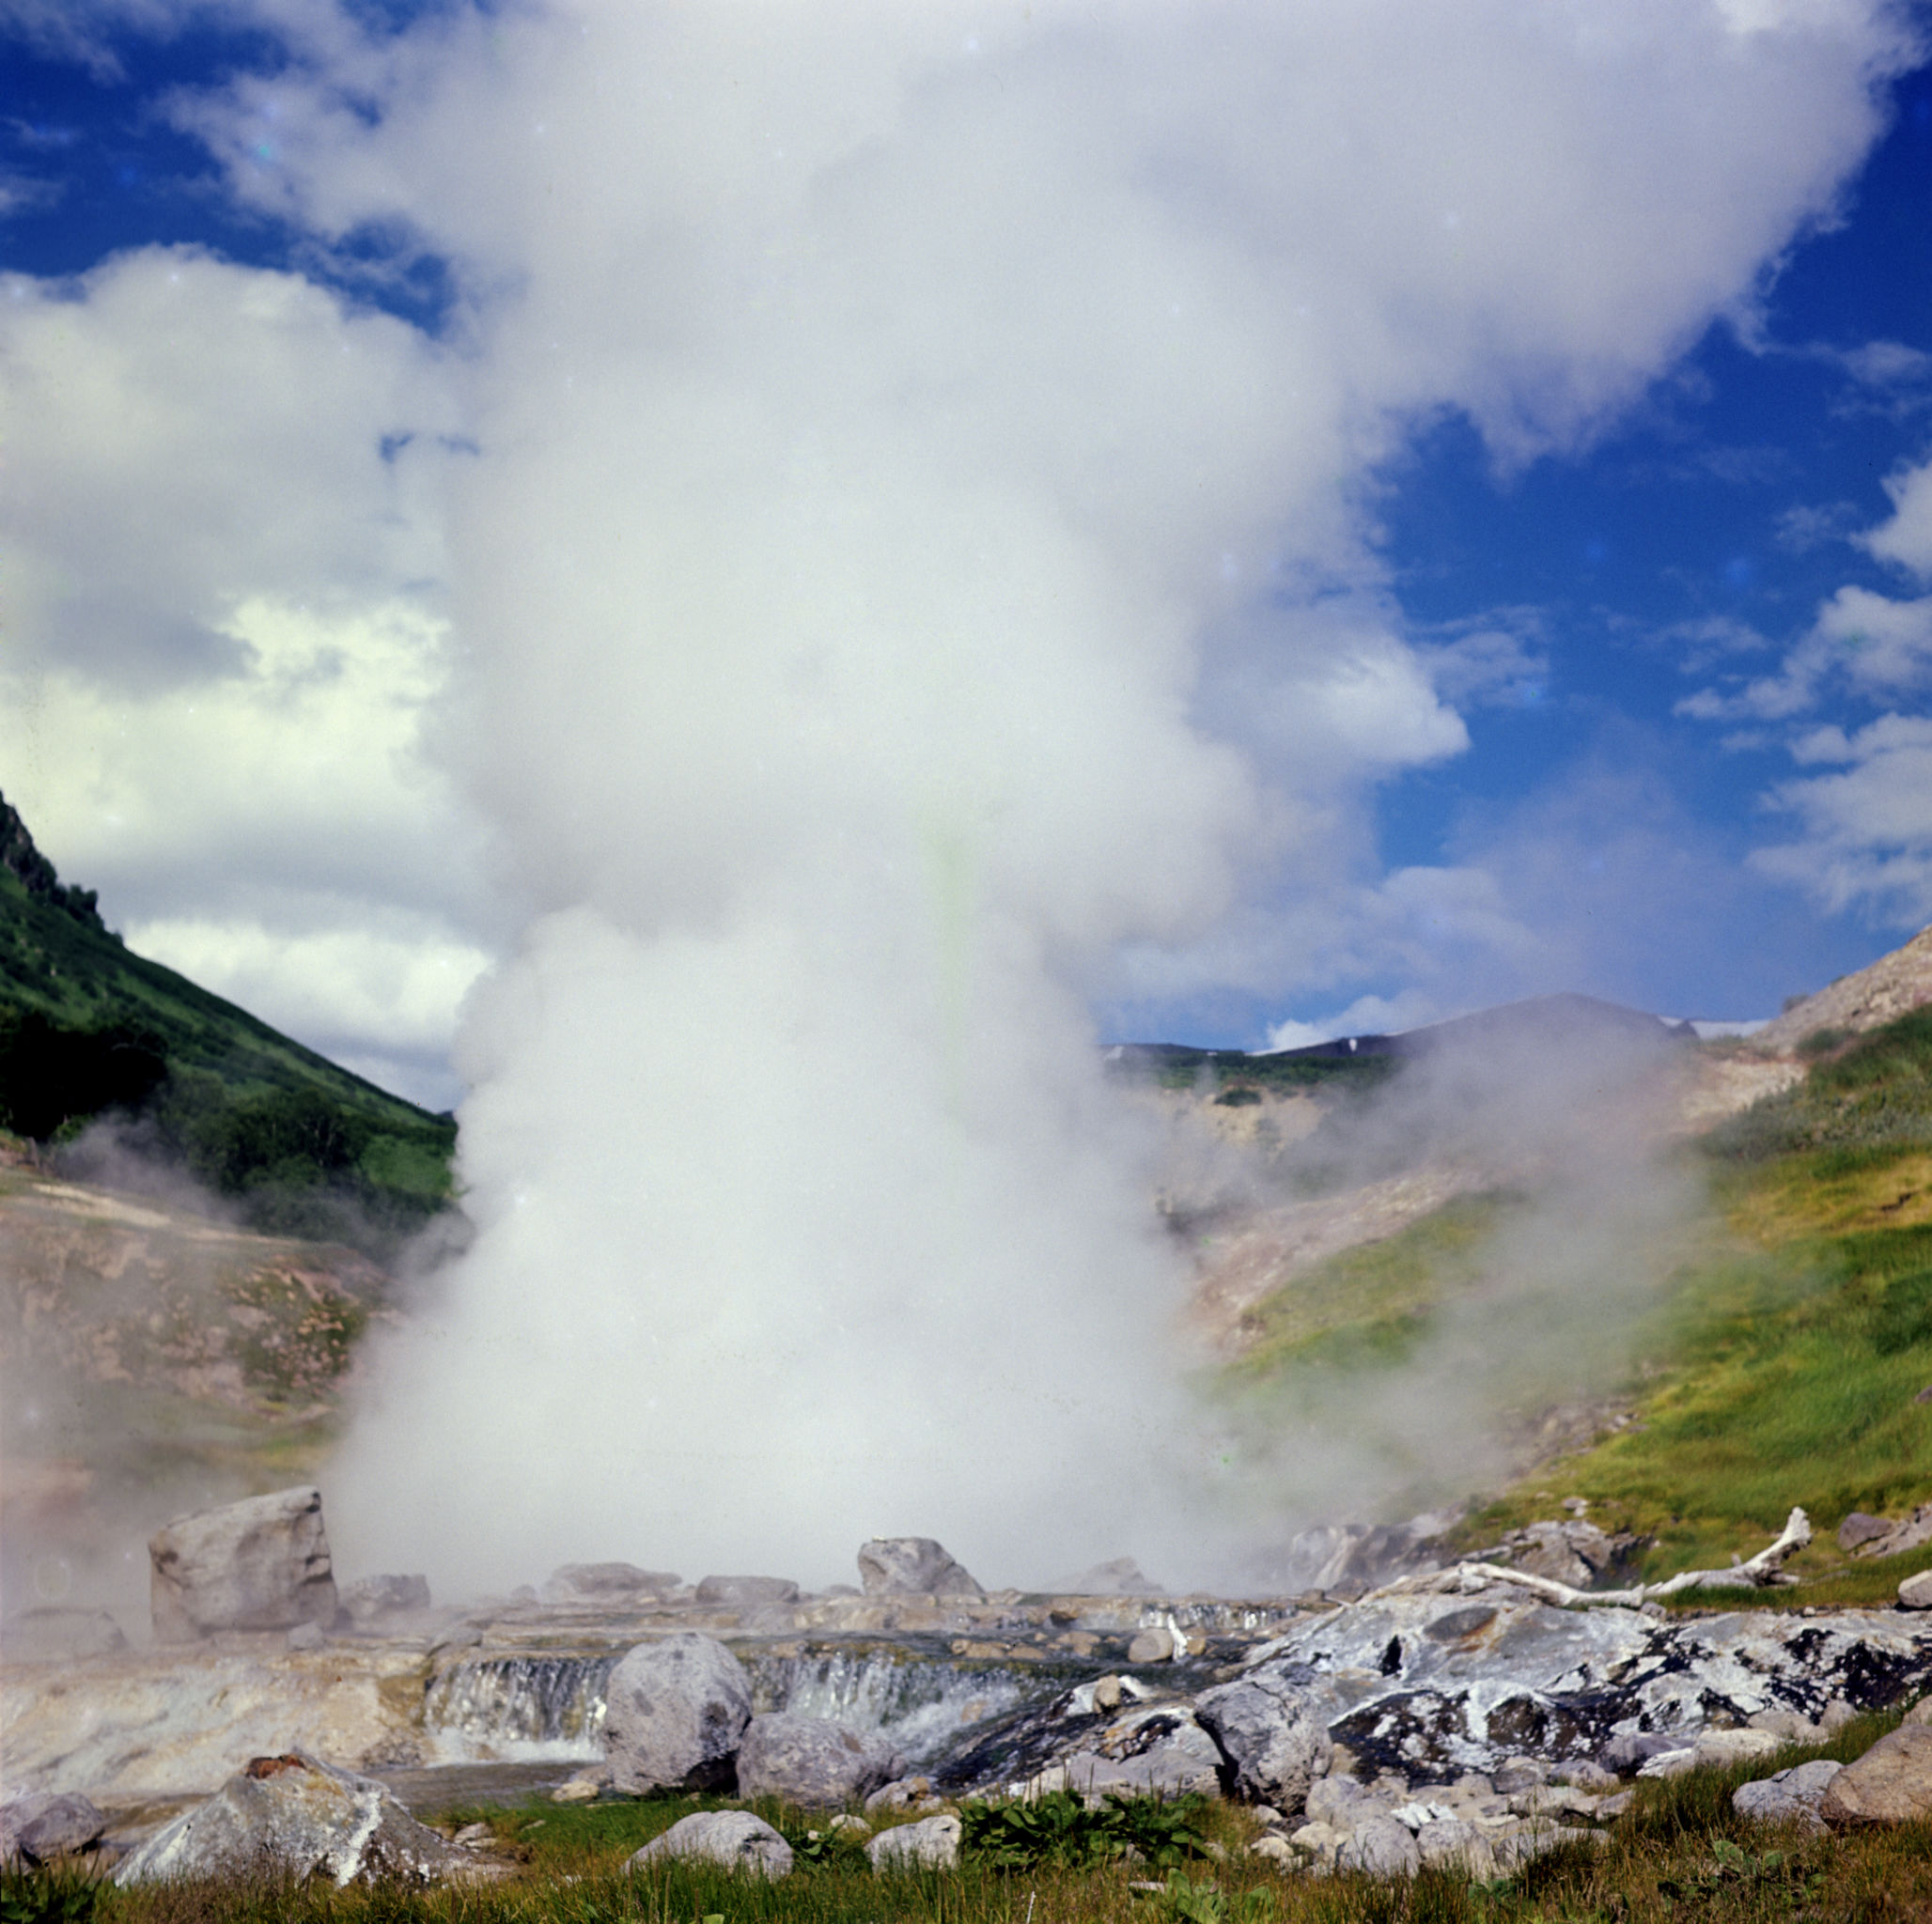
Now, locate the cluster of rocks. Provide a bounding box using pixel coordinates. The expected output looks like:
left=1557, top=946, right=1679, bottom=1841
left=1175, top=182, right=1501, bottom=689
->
left=1841, top=1503, right=1932, bottom=1564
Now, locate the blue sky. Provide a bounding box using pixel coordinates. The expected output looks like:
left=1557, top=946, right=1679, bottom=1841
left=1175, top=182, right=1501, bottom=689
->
left=5, top=2, right=1932, bottom=1106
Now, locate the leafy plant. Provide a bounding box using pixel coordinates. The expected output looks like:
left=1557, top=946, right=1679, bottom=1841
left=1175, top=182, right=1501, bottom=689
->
left=960, top=1791, right=1211, bottom=1871
left=1139, top=1869, right=1276, bottom=1924
left=0, top=1869, right=104, bottom=1924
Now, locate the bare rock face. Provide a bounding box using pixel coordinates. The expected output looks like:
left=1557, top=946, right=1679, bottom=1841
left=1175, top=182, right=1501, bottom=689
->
left=857, top=1538, right=983, bottom=1597
left=113, top=1750, right=470, bottom=1886
left=693, top=1575, right=800, bottom=1606
left=734, top=1713, right=902, bottom=1805
left=1, top=1606, right=127, bottom=1661
left=340, top=1575, right=430, bottom=1628
left=149, top=1487, right=339, bottom=1642
left=1820, top=1723, right=1932, bottom=1826
left=601, top=1632, right=753, bottom=1793
left=1194, top=1678, right=1331, bottom=1811
left=628, top=1809, right=792, bottom=1879
left=0, top=1792, right=107, bottom=1867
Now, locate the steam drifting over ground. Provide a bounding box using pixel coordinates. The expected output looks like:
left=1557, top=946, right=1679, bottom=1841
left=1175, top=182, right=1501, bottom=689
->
left=269, top=0, right=1918, bottom=1595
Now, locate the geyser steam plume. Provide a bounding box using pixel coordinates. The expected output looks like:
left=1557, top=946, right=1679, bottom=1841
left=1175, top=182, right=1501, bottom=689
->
left=319, top=0, right=1909, bottom=1594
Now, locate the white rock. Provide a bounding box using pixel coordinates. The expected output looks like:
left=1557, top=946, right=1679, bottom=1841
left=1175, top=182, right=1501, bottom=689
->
left=628, top=1810, right=792, bottom=1879
left=867, top=1812, right=962, bottom=1870
left=148, top=1487, right=339, bottom=1643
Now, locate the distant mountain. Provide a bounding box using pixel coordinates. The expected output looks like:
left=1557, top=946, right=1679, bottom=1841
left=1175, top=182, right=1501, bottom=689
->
left=0, top=792, right=454, bottom=1253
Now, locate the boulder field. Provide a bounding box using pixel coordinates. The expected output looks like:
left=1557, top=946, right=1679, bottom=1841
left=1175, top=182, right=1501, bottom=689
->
left=8, top=1493, right=1932, bottom=1883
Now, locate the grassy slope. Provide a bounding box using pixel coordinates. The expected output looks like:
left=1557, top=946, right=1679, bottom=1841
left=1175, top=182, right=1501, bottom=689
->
left=0, top=866, right=435, bottom=1129
left=1223, top=1013, right=1932, bottom=1596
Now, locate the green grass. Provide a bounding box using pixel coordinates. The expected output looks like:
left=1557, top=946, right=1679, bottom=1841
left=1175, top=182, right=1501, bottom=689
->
left=1219, top=1011, right=1932, bottom=1587
left=0, top=863, right=456, bottom=1256
left=23, top=1733, right=1932, bottom=1924
left=1221, top=1195, right=1511, bottom=1383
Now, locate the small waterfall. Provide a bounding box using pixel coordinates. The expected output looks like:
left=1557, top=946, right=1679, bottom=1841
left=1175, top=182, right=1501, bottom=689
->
left=423, top=1652, right=619, bottom=1761
left=421, top=1638, right=1086, bottom=1765
left=740, top=1644, right=1067, bottom=1761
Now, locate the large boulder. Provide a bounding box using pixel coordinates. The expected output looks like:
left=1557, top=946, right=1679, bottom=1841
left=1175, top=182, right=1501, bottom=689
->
left=1194, top=1677, right=1331, bottom=1812
left=149, top=1487, right=339, bottom=1642
left=601, top=1633, right=753, bottom=1793
left=0, top=1792, right=107, bottom=1867
left=542, top=1562, right=682, bottom=1606
left=1820, top=1722, right=1932, bottom=1826
left=340, top=1575, right=430, bottom=1628
left=627, top=1810, right=792, bottom=1879
left=857, top=1538, right=983, bottom=1597
left=734, top=1713, right=902, bottom=1805
left=113, top=1750, right=470, bottom=1885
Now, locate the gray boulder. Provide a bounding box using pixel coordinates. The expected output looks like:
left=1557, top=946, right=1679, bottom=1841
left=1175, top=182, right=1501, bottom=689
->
left=1735, top=1759, right=1843, bottom=1830
left=601, top=1633, right=753, bottom=1793
left=734, top=1713, right=901, bottom=1805
left=114, top=1750, right=469, bottom=1885
left=1338, top=1815, right=1421, bottom=1876
left=694, top=1575, right=801, bottom=1606
left=1900, top=1569, right=1932, bottom=1610
left=1839, top=1512, right=1892, bottom=1552
left=0, top=1792, right=107, bottom=1867
left=1194, top=1677, right=1331, bottom=1811
left=868, top=1811, right=962, bottom=1870
left=1820, top=1722, right=1932, bottom=1825
left=628, top=1809, right=792, bottom=1879
left=1, top=1606, right=126, bottom=1661
left=341, top=1575, right=431, bottom=1627
left=1053, top=1558, right=1161, bottom=1595
left=1042, top=1709, right=1224, bottom=1800
left=542, top=1562, right=681, bottom=1605
left=858, top=1538, right=984, bottom=1596
left=149, top=1487, right=339, bottom=1642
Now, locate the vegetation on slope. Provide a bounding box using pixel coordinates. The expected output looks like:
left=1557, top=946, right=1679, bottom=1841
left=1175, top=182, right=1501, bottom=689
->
left=0, top=795, right=454, bottom=1255
left=1222, top=1005, right=1932, bottom=1592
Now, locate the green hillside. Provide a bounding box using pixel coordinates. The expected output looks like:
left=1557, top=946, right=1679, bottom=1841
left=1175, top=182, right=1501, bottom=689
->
left=0, top=793, right=455, bottom=1253
left=1221, top=1010, right=1932, bottom=1601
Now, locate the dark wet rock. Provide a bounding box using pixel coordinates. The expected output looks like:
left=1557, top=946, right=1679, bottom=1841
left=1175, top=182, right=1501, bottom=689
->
left=0, top=1792, right=107, bottom=1866
left=148, top=1486, right=339, bottom=1642
left=734, top=1713, right=901, bottom=1805
left=1187, top=1592, right=1932, bottom=1789
left=542, top=1562, right=682, bottom=1605
left=694, top=1575, right=801, bottom=1607
left=342, top=1575, right=431, bottom=1627
left=601, top=1633, right=752, bottom=1794
left=113, top=1750, right=472, bottom=1885
left=858, top=1539, right=984, bottom=1597
left=1, top=1606, right=126, bottom=1661
left=1030, top=1706, right=1224, bottom=1799
left=628, top=1809, right=791, bottom=1878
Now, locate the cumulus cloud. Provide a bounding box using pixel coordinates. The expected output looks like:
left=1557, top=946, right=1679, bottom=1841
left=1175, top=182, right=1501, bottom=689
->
left=9, top=0, right=1918, bottom=1587
left=1862, top=453, right=1932, bottom=576
left=0, top=251, right=491, bottom=1102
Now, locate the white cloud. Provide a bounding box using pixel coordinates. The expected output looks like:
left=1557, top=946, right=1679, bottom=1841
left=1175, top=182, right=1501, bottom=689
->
left=1754, top=713, right=1932, bottom=921
left=10, top=0, right=1920, bottom=1586
left=1861, top=454, right=1932, bottom=577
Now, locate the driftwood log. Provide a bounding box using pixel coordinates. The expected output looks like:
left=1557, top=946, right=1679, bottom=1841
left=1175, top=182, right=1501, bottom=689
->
left=1365, top=1507, right=1814, bottom=1610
